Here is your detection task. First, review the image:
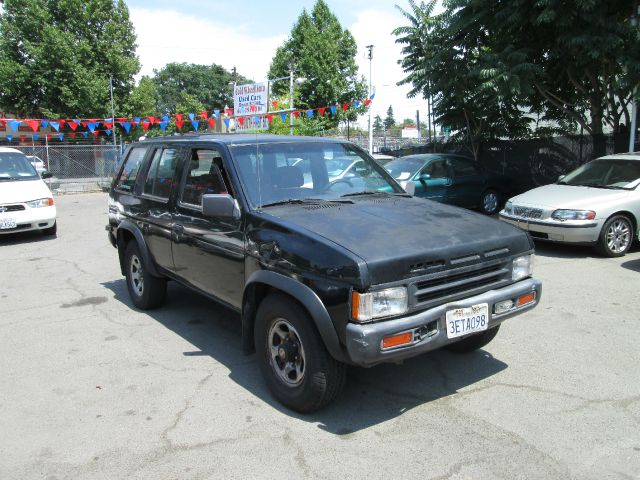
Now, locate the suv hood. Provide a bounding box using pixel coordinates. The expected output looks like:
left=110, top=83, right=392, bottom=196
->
left=0, top=178, right=51, bottom=204
left=263, top=195, right=531, bottom=285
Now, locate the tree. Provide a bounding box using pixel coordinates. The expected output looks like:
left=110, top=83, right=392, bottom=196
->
left=153, top=62, right=250, bottom=115
left=394, top=0, right=640, bottom=158
left=373, top=114, right=383, bottom=134
left=268, top=0, right=368, bottom=130
left=384, top=105, right=396, bottom=130
left=0, top=0, right=139, bottom=118
left=125, top=76, right=157, bottom=117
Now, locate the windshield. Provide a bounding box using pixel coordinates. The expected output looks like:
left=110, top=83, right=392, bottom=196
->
left=559, top=159, right=640, bottom=190
left=0, top=152, right=39, bottom=181
left=229, top=142, right=404, bottom=208
left=384, top=157, right=427, bottom=181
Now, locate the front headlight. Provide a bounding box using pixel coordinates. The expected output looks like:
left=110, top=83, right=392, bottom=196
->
left=351, top=287, right=408, bottom=322
left=512, top=254, right=534, bottom=281
left=551, top=209, right=595, bottom=221
left=26, top=198, right=54, bottom=208
left=504, top=200, right=513, bottom=214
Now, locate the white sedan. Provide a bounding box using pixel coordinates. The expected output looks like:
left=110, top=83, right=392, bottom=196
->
left=499, top=153, right=640, bottom=257
left=0, top=147, right=57, bottom=236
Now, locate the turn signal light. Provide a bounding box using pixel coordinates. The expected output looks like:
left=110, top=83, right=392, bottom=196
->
left=47, top=198, right=54, bottom=206
left=516, top=292, right=536, bottom=307
left=382, top=332, right=413, bottom=349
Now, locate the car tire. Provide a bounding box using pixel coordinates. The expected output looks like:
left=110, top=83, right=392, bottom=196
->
left=124, top=241, right=166, bottom=310
left=445, top=325, right=500, bottom=353
left=42, top=221, right=57, bottom=236
left=255, top=293, right=346, bottom=413
left=480, top=189, right=500, bottom=215
left=596, top=215, right=634, bottom=258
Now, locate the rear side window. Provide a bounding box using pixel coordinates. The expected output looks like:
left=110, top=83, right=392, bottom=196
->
left=115, top=147, right=147, bottom=192
left=449, top=158, right=479, bottom=176
left=143, top=148, right=178, bottom=199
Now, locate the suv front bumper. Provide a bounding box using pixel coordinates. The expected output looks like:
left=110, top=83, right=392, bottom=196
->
left=345, top=278, right=541, bottom=367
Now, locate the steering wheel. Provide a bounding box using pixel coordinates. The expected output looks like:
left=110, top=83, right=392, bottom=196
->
left=322, top=178, right=353, bottom=192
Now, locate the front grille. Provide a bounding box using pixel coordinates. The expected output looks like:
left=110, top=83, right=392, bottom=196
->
left=0, top=204, right=25, bottom=212
left=411, top=260, right=511, bottom=309
left=513, top=206, right=543, bottom=219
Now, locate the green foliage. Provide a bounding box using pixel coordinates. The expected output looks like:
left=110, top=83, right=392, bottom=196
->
left=125, top=76, right=157, bottom=117
left=394, top=0, right=640, bottom=157
left=268, top=0, right=368, bottom=130
left=373, top=114, right=383, bottom=134
left=0, top=0, right=139, bottom=118
left=153, top=62, right=250, bottom=115
left=384, top=105, right=395, bottom=130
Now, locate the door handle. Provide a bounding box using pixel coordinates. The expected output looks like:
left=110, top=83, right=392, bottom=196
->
left=174, top=224, right=184, bottom=235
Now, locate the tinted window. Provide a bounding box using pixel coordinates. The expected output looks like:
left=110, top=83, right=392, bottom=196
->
left=449, top=158, right=479, bottom=176
left=180, top=149, right=229, bottom=207
left=424, top=159, right=448, bottom=178
left=143, top=148, right=178, bottom=199
left=115, top=147, right=147, bottom=192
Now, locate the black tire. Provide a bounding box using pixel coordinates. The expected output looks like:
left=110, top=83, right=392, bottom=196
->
left=480, top=189, right=500, bottom=215
left=254, top=293, right=346, bottom=413
left=42, top=221, right=57, bottom=236
left=124, top=241, right=166, bottom=310
left=445, top=325, right=501, bottom=353
left=596, top=215, right=634, bottom=258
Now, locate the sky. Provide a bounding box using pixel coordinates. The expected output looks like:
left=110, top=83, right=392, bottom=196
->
left=125, top=0, right=433, bottom=126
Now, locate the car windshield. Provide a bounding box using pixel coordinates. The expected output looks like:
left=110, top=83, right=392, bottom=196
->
left=559, top=159, right=640, bottom=190
left=229, top=141, right=404, bottom=208
left=384, top=158, right=426, bottom=180
left=0, top=152, right=39, bottom=181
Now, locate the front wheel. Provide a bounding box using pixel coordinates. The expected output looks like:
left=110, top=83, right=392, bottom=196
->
left=42, top=221, right=57, bottom=236
left=124, top=242, right=166, bottom=309
left=596, top=215, right=634, bottom=257
left=445, top=325, right=501, bottom=353
left=255, top=293, right=346, bottom=413
left=480, top=189, right=500, bottom=215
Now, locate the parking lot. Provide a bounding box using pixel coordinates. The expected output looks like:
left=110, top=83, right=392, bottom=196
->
left=1, top=192, right=639, bottom=480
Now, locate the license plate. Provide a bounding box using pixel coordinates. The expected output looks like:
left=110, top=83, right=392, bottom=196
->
left=0, top=218, right=16, bottom=229
left=446, top=303, right=489, bottom=339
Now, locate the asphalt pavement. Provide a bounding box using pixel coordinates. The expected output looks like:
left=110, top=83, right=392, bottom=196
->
left=1, top=192, right=639, bottom=479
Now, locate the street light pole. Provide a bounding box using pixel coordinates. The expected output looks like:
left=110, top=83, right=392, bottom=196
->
left=289, top=61, right=295, bottom=136
left=109, top=75, right=116, bottom=149
left=366, top=45, right=374, bottom=154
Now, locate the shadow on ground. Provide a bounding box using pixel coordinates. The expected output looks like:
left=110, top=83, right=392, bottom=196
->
left=621, top=258, right=640, bottom=273
left=0, top=230, right=57, bottom=246
left=102, top=278, right=508, bottom=434
left=533, top=239, right=640, bottom=259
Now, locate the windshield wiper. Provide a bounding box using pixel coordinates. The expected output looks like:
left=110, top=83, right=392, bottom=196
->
left=340, top=190, right=389, bottom=198
left=0, top=177, right=15, bottom=181
left=575, top=183, right=625, bottom=190
left=260, top=198, right=353, bottom=208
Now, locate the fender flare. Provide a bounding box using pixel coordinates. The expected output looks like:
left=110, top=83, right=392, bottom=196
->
left=115, top=220, right=161, bottom=277
left=243, top=270, right=347, bottom=363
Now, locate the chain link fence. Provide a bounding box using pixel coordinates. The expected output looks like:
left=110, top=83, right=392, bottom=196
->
left=11, top=144, right=122, bottom=193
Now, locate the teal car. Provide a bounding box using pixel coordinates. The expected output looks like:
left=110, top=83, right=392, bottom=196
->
left=385, top=154, right=506, bottom=214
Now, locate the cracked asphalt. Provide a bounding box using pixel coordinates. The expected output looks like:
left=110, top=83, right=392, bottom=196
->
left=1, top=192, right=639, bottom=480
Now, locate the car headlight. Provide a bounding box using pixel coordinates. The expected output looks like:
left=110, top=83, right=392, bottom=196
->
left=504, top=201, right=513, bottom=214
left=551, top=209, right=595, bottom=221
left=26, top=198, right=54, bottom=208
left=351, top=287, right=408, bottom=322
left=512, top=254, right=534, bottom=281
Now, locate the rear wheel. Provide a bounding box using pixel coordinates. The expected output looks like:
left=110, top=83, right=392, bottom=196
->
left=480, top=190, right=500, bottom=215
left=124, top=242, right=166, bottom=309
left=596, top=215, right=634, bottom=257
left=255, top=293, right=346, bottom=413
left=445, top=325, right=501, bottom=353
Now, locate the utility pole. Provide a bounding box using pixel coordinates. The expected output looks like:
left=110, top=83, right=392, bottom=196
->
left=109, top=75, right=116, bottom=150
left=289, top=61, right=295, bottom=136
left=629, top=3, right=639, bottom=152
left=366, top=44, right=374, bottom=154
left=416, top=110, right=421, bottom=140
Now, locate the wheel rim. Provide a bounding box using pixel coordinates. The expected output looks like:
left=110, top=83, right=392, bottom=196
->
left=483, top=192, right=498, bottom=213
left=267, top=319, right=306, bottom=387
left=129, top=254, right=144, bottom=296
left=606, top=219, right=631, bottom=253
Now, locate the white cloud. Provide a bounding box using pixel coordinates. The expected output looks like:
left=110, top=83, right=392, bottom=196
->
left=130, top=7, right=286, bottom=82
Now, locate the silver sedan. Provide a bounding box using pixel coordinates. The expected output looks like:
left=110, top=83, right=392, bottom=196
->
left=499, top=153, right=640, bottom=257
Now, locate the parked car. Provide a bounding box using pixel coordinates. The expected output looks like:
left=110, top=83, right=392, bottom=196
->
left=499, top=152, right=640, bottom=257
left=26, top=155, right=46, bottom=175
left=107, top=134, right=541, bottom=412
left=0, top=147, right=57, bottom=236
left=372, top=153, right=395, bottom=166
left=384, top=153, right=507, bottom=214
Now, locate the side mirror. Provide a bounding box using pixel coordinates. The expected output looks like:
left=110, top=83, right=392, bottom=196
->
left=41, top=171, right=53, bottom=179
left=557, top=175, right=565, bottom=182
left=419, top=173, right=431, bottom=185
left=202, top=194, right=240, bottom=220
left=401, top=181, right=416, bottom=196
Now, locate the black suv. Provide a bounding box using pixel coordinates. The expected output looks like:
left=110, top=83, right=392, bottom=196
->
left=107, top=134, right=541, bottom=412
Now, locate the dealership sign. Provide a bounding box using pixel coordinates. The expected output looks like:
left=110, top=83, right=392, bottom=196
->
left=234, top=82, right=268, bottom=116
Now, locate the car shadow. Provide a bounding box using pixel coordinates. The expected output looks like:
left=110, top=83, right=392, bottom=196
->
left=621, top=258, right=640, bottom=272
left=533, top=240, right=640, bottom=259
left=0, top=230, right=57, bottom=246
left=102, top=279, right=508, bottom=434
